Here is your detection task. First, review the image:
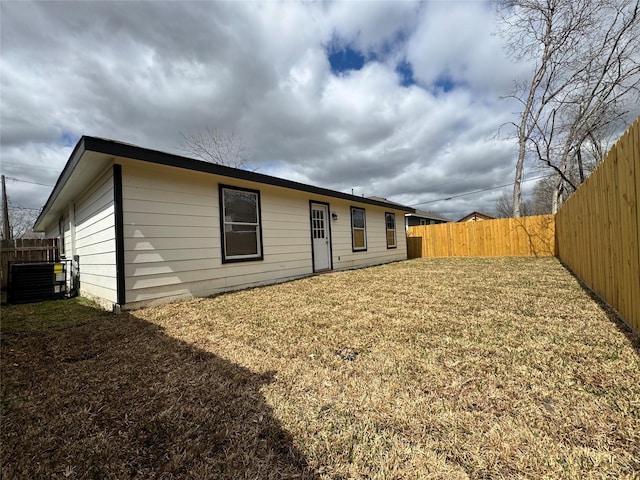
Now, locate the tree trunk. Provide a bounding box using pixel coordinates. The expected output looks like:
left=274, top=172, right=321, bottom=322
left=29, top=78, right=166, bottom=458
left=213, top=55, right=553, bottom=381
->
left=551, top=175, right=561, bottom=214
left=512, top=139, right=526, bottom=217
left=577, top=148, right=585, bottom=184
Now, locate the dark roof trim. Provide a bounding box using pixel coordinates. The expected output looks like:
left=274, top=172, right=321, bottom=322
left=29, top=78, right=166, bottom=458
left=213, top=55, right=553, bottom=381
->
left=36, top=136, right=414, bottom=227
left=367, top=195, right=411, bottom=209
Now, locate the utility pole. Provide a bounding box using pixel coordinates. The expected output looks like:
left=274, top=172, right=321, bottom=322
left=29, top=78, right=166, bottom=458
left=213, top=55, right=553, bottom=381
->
left=2, top=175, right=12, bottom=240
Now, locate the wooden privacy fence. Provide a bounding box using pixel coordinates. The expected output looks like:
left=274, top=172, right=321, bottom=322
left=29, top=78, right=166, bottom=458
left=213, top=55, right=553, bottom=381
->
left=407, top=214, right=556, bottom=258
left=406, top=117, right=639, bottom=335
left=1, top=238, right=60, bottom=302
left=556, top=117, right=639, bottom=335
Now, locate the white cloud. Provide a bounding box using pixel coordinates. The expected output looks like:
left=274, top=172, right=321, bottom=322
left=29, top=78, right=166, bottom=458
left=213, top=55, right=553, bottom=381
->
left=326, top=1, right=420, bottom=52
left=0, top=0, right=546, bottom=221
left=407, top=1, right=527, bottom=95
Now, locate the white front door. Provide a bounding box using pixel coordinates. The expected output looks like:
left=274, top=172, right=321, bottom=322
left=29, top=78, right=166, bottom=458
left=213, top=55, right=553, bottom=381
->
left=311, top=203, right=331, bottom=271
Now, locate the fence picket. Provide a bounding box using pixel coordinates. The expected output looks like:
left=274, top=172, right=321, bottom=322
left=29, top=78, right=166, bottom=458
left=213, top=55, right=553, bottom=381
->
left=407, top=214, right=556, bottom=259
left=555, top=118, right=638, bottom=334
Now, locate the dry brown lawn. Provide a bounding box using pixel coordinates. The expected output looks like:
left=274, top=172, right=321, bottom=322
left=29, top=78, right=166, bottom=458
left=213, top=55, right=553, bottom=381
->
left=2, top=257, right=639, bottom=479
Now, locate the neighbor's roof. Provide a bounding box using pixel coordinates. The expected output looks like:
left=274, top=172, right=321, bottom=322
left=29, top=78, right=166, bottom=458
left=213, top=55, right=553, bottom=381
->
left=34, top=136, right=414, bottom=231
left=457, top=211, right=495, bottom=222
left=406, top=209, right=452, bottom=222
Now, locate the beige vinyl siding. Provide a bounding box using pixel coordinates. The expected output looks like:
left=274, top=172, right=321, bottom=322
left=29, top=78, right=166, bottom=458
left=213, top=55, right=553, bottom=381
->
left=120, top=160, right=226, bottom=306
left=329, top=203, right=407, bottom=269
left=118, top=159, right=407, bottom=308
left=44, top=223, right=59, bottom=239
left=74, top=168, right=117, bottom=306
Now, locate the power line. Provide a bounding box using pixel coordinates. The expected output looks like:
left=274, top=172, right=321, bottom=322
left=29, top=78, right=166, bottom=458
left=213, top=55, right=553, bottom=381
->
left=410, top=174, right=553, bottom=207
left=4, top=176, right=54, bottom=187
left=1, top=161, right=61, bottom=172
left=2, top=171, right=552, bottom=210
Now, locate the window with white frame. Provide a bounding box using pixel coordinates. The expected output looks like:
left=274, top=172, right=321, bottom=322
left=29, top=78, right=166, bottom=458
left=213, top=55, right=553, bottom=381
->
left=351, top=207, right=367, bottom=251
left=385, top=212, right=396, bottom=248
left=220, top=186, right=263, bottom=262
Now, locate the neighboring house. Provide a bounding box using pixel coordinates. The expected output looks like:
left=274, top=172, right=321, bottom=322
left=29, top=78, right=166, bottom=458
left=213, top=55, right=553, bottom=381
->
left=458, top=211, right=495, bottom=222
left=34, top=137, right=414, bottom=310
left=405, top=209, right=451, bottom=229
left=368, top=199, right=451, bottom=229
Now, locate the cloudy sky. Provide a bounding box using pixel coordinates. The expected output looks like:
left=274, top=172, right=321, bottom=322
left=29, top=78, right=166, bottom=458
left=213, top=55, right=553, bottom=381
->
left=2, top=0, right=548, bottom=223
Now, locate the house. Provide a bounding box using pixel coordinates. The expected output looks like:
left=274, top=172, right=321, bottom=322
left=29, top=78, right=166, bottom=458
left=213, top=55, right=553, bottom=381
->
left=34, top=137, right=414, bottom=310
left=457, top=211, right=495, bottom=222
left=405, top=209, right=451, bottom=229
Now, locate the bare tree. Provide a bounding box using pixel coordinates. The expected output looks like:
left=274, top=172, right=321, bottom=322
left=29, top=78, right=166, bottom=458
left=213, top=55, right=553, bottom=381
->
left=178, top=127, right=250, bottom=169
left=495, top=188, right=535, bottom=217
left=542, top=0, right=639, bottom=211
left=499, top=0, right=640, bottom=215
left=0, top=206, right=43, bottom=239
left=494, top=175, right=555, bottom=218
left=529, top=175, right=555, bottom=214
left=499, top=0, right=587, bottom=216
left=495, top=189, right=516, bottom=218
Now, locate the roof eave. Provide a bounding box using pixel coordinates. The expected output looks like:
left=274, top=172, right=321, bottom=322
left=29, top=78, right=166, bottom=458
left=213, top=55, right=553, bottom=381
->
left=34, top=136, right=414, bottom=232
left=87, top=137, right=415, bottom=212
left=33, top=137, right=88, bottom=231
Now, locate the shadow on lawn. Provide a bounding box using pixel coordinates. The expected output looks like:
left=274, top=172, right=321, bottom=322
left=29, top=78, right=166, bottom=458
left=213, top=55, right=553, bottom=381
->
left=1, top=303, right=318, bottom=479
left=560, top=262, right=640, bottom=355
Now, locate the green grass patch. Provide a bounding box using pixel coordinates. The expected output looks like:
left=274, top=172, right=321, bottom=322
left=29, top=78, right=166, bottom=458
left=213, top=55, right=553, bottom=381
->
left=1, top=297, right=108, bottom=333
